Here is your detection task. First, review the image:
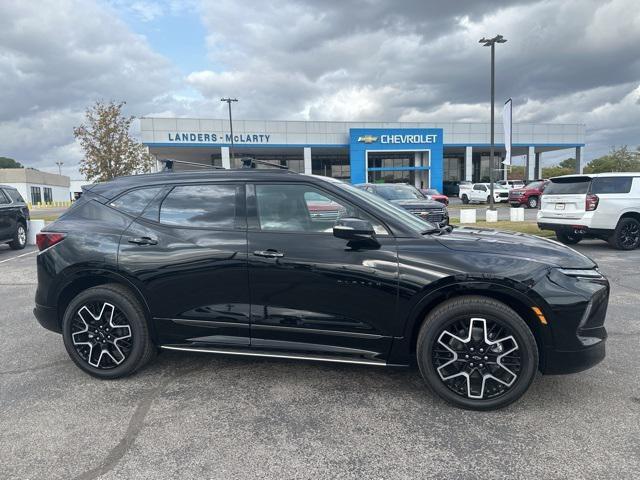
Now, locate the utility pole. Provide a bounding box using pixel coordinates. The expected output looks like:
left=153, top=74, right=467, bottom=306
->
left=479, top=34, right=507, bottom=211
left=55, top=161, right=64, bottom=176
left=220, top=98, right=238, bottom=162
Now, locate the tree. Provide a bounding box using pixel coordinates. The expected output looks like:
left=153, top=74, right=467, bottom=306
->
left=542, top=157, right=576, bottom=178
left=73, top=100, right=153, bottom=182
left=584, top=146, right=640, bottom=173
left=0, top=157, right=23, bottom=168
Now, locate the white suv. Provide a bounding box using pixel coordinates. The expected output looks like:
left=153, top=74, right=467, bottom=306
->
left=537, top=173, right=640, bottom=250
left=459, top=183, right=510, bottom=204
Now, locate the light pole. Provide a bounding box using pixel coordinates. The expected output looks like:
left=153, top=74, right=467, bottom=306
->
left=220, top=97, right=238, bottom=162
left=55, top=161, right=64, bottom=176
left=479, top=34, right=507, bottom=211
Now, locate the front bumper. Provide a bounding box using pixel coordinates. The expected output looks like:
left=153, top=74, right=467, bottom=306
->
left=34, top=303, right=61, bottom=334
left=542, top=340, right=605, bottom=374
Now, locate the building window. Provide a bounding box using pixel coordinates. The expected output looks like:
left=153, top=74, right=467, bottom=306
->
left=31, top=186, right=42, bottom=204
left=311, top=152, right=350, bottom=179
left=43, top=187, right=53, bottom=203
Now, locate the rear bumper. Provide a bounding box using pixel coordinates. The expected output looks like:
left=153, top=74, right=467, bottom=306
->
left=542, top=338, right=606, bottom=374
left=538, top=222, right=612, bottom=238
left=33, top=303, right=61, bottom=334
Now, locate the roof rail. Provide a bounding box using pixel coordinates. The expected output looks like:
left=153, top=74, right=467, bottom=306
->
left=240, top=157, right=290, bottom=170
left=160, top=158, right=226, bottom=172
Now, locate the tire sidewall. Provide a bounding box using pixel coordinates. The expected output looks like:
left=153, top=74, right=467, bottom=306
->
left=62, top=286, right=148, bottom=379
left=417, top=299, right=538, bottom=410
left=10, top=223, right=27, bottom=250
left=528, top=196, right=538, bottom=209
left=612, top=218, right=640, bottom=250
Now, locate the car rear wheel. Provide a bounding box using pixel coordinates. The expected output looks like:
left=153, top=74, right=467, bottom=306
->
left=608, top=218, right=640, bottom=250
left=416, top=296, right=538, bottom=410
left=9, top=222, right=27, bottom=250
left=461, top=194, right=469, bottom=204
left=527, top=196, right=539, bottom=209
left=556, top=230, right=583, bottom=245
left=62, top=284, right=155, bottom=379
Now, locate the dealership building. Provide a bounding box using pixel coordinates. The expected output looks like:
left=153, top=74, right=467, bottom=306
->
left=141, top=118, right=585, bottom=193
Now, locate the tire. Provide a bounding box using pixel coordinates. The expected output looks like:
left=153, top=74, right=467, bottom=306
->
left=62, top=284, right=155, bottom=379
left=486, top=195, right=491, bottom=204
left=556, top=230, right=583, bottom=245
left=9, top=222, right=27, bottom=250
left=527, top=196, right=539, bottom=209
left=608, top=217, right=640, bottom=250
left=461, top=194, right=469, bottom=205
left=416, top=296, right=538, bottom=410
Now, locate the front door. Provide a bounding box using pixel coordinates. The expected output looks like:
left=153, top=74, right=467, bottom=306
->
left=246, top=182, right=399, bottom=363
left=118, top=183, right=251, bottom=347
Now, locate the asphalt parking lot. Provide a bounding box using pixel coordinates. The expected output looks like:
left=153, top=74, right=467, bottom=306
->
left=1, top=242, right=639, bottom=479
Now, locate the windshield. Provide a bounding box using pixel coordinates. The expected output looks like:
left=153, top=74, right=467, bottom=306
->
left=375, top=184, right=425, bottom=200
left=424, top=189, right=440, bottom=195
left=336, top=183, right=436, bottom=232
left=545, top=177, right=591, bottom=195
left=526, top=181, right=544, bottom=190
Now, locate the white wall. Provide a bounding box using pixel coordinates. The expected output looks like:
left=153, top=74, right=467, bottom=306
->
left=3, top=183, right=70, bottom=203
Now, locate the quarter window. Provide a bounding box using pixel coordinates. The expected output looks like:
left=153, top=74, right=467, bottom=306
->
left=110, top=187, right=162, bottom=216
left=255, top=184, right=387, bottom=234
left=0, top=190, right=10, bottom=204
left=591, top=177, right=633, bottom=194
left=160, top=184, right=238, bottom=228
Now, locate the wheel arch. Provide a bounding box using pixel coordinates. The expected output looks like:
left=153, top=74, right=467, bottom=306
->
left=618, top=211, right=640, bottom=223
left=55, top=270, right=155, bottom=339
left=399, top=282, right=551, bottom=370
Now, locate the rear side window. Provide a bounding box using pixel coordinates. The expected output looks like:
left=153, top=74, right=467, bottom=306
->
left=160, top=184, right=238, bottom=229
left=544, top=178, right=591, bottom=195
left=591, top=177, right=633, bottom=194
left=110, top=187, right=162, bottom=216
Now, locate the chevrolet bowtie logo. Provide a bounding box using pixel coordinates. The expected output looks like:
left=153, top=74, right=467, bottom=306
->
left=357, top=135, right=378, bottom=143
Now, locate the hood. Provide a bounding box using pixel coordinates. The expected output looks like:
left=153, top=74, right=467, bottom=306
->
left=436, top=226, right=596, bottom=269
left=390, top=199, right=445, bottom=209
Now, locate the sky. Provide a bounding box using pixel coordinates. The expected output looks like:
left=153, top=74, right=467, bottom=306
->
left=0, top=0, right=639, bottom=178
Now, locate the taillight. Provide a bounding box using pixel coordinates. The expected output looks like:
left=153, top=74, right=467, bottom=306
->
left=36, top=232, right=66, bottom=251
left=585, top=194, right=599, bottom=211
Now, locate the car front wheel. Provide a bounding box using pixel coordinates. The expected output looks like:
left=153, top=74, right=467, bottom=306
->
left=608, top=217, right=640, bottom=250
left=62, top=284, right=155, bottom=379
left=9, top=222, right=27, bottom=250
left=416, top=296, right=538, bottom=410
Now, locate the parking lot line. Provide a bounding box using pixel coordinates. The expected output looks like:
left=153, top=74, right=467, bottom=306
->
left=0, top=249, right=37, bottom=264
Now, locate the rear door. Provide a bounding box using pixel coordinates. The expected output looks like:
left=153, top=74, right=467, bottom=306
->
left=118, top=183, right=251, bottom=347
left=540, top=176, right=591, bottom=219
left=246, top=182, right=399, bottom=363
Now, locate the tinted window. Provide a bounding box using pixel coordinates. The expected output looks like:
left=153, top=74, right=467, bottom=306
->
left=374, top=185, right=424, bottom=200
left=526, top=181, right=544, bottom=190
left=110, top=187, right=162, bottom=216
left=0, top=190, right=10, bottom=204
left=545, top=178, right=591, bottom=195
left=160, top=184, right=238, bottom=228
left=474, top=184, right=486, bottom=191
left=591, top=177, right=633, bottom=194
left=5, top=189, right=25, bottom=203
left=255, top=184, right=387, bottom=234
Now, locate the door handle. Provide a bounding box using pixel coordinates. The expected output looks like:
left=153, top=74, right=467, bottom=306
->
left=253, top=249, right=284, bottom=258
left=128, top=236, right=158, bottom=246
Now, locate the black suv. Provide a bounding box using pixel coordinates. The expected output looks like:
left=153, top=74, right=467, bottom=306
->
left=34, top=169, right=609, bottom=410
left=0, top=185, right=29, bottom=250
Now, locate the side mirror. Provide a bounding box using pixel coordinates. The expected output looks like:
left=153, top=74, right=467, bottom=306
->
left=333, top=217, right=377, bottom=244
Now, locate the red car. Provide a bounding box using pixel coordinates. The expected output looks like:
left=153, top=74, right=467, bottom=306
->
left=508, top=180, right=549, bottom=209
left=420, top=188, right=449, bottom=206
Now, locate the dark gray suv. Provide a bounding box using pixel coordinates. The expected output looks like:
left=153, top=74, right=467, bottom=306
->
left=0, top=185, right=29, bottom=250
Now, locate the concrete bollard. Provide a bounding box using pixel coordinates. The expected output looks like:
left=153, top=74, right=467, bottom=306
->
left=510, top=207, right=525, bottom=222
left=460, top=209, right=476, bottom=224
left=27, top=220, right=45, bottom=246
left=486, top=210, right=498, bottom=223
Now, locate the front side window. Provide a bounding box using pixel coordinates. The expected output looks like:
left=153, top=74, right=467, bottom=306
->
left=110, top=187, right=162, bottom=216
left=591, top=177, right=633, bottom=194
left=160, top=184, right=238, bottom=229
left=474, top=184, right=487, bottom=191
left=255, top=184, right=387, bottom=234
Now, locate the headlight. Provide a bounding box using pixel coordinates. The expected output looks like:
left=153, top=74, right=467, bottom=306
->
left=557, top=268, right=604, bottom=279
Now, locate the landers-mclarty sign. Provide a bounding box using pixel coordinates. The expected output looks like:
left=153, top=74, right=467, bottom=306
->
left=167, top=132, right=271, bottom=143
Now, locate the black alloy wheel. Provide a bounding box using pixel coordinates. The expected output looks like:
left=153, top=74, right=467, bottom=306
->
left=556, top=230, right=583, bottom=245
left=609, top=218, right=640, bottom=250
left=461, top=194, right=469, bottom=204
left=417, top=296, right=538, bottom=410
left=9, top=223, right=27, bottom=250
left=62, top=284, right=155, bottom=378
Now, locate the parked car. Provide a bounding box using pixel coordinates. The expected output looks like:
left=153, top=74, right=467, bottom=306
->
left=497, top=180, right=525, bottom=190
left=509, top=180, right=549, bottom=209
left=460, top=183, right=510, bottom=204
left=34, top=168, right=609, bottom=410
left=538, top=173, right=640, bottom=249
left=356, top=183, right=449, bottom=226
left=0, top=184, right=29, bottom=250
left=420, top=188, right=449, bottom=206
